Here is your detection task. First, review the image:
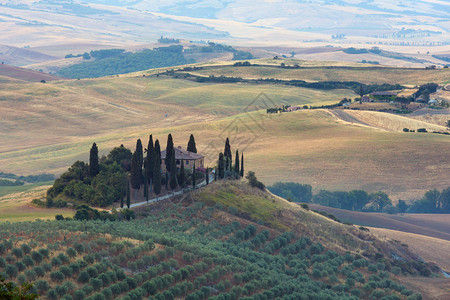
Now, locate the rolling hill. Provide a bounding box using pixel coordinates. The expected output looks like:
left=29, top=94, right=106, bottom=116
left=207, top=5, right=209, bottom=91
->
left=0, top=63, right=64, bottom=82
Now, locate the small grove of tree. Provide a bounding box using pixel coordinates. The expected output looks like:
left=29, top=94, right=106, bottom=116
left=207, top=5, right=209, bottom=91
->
left=187, top=134, right=197, bottom=153
left=313, top=190, right=391, bottom=212
left=267, top=182, right=313, bottom=203
left=407, top=187, right=450, bottom=213
left=246, top=171, right=265, bottom=190
left=89, top=142, right=99, bottom=177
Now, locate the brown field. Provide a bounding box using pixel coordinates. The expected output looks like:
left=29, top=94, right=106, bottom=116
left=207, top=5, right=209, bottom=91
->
left=308, top=204, right=450, bottom=241
left=0, top=64, right=64, bottom=82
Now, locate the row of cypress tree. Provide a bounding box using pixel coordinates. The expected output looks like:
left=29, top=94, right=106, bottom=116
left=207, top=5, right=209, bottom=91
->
left=217, top=138, right=244, bottom=180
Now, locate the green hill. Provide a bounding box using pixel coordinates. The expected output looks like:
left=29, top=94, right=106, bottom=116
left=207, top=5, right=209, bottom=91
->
left=0, top=180, right=431, bottom=299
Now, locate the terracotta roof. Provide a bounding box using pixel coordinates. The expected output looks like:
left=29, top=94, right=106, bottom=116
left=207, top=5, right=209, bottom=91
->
left=161, top=146, right=204, bottom=160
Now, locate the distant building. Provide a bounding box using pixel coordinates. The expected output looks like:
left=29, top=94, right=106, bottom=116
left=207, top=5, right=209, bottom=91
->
left=361, top=95, right=371, bottom=102
left=287, top=106, right=302, bottom=112
left=161, top=146, right=204, bottom=172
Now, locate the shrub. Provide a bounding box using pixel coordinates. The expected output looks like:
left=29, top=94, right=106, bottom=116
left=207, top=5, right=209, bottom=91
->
left=73, top=290, right=86, bottom=300
left=78, top=270, right=90, bottom=283
left=246, top=171, right=265, bottom=190
left=31, top=251, right=43, bottom=264
left=50, top=271, right=65, bottom=283
left=5, top=264, right=18, bottom=278
left=35, top=279, right=49, bottom=294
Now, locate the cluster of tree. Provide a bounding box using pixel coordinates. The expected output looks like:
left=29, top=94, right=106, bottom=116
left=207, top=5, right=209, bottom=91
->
left=158, top=36, right=180, bottom=44
left=72, top=205, right=135, bottom=221
left=280, top=63, right=300, bottom=69
left=404, top=187, right=450, bottom=213
left=195, top=75, right=242, bottom=83
left=282, top=80, right=403, bottom=95
left=266, top=105, right=293, bottom=114
left=0, top=172, right=54, bottom=183
left=343, top=48, right=422, bottom=63
left=360, top=60, right=380, bottom=65
left=314, top=190, right=392, bottom=212
left=184, top=42, right=235, bottom=54
left=0, top=179, right=24, bottom=187
left=232, top=51, right=254, bottom=61
left=413, top=83, right=439, bottom=101
left=58, top=46, right=190, bottom=78
left=233, top=61, right=252, bottom=66
left=216, top=138, right=244, bottom=181
left=46, top=144, right=130, bottom=207
left=267, top=182, right=312, bottom=203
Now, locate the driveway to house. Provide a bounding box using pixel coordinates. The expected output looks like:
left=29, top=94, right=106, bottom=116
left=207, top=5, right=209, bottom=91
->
left=121, top=174, right=214, bottom=210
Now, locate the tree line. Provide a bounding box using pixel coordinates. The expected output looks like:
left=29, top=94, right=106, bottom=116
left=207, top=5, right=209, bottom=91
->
left=268, top=182, right=450, bottom=214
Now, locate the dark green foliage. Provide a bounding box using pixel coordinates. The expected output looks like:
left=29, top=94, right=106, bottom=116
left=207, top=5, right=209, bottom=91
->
left=0, top=276, right=38, bottom=299
left=89, top=143, right=99, bottom=178
left=192, top=161, right=196, bottom=187
left=126, top=179, right=131, bottom=208
left=21, top=245, right=31, bottom=255
left=224, top=138, right=232, bottom=162
left=0, top=172, right=54, bottom=183
left=187, top=134, right=197, bottom=153
left=135, top=139, right=144, bottom=183
left=0, top=179, right=24, bottom=186
left=234, top=150, right=240, bottom=179
left=246, top=171, right=265, bottom=190
left=408, top=187, right=450, bottom=213
left=232, top=51, right=254, bottom=60
left=218, top=153, right=225, bottom=179
left=179, top=161, right=185, bottom=188
left=268, top=182, right=313, bottom=203
left=145, top=135, right=155, bottom=182
left=165, top=134, right=174, bottom=173
left=153, top=152, right=162, bottom=195
left=130, top=151, right=141, bottom=190
left=58, top=46, right=188, bottom=78
left=240, top=153, right=244, bottom=177
left=47, top=145, right=129, bottom=207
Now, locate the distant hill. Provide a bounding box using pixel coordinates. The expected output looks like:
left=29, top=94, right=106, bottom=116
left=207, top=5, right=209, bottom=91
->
left=0, top=64, right=63, bottom=82
left=0, top=44, right=57, bottom=66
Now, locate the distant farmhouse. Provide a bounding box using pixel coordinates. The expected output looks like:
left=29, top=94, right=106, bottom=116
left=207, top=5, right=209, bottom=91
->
left=161, top=146, right=204, bottom=172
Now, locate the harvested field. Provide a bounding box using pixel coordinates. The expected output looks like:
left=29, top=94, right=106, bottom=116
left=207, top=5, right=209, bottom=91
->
left=307, top=204, right=450, bottom=241
left=327, top=109, right=450, bottom=132
left=0, top=63, right=64, bottom=82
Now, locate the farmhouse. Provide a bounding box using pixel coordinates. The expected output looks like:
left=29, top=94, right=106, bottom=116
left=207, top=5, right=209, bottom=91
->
left=161, top=146, right=204, bottom=171
left=287, top=106, right=302, bottom=112
left=361, top=95, right=371, bottom=102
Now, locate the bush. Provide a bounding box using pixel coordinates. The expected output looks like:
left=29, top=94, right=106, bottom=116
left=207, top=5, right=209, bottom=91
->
left=246, top=171, right=265, bottom=190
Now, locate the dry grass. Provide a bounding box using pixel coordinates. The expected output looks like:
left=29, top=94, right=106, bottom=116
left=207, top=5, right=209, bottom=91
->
left=189, top=64, right=450, bottom=85
left=398, top=276, right=450, bottom=300
left=369, top=227, right=450, bottom=272
left=327, top=109, right=450, bottom=132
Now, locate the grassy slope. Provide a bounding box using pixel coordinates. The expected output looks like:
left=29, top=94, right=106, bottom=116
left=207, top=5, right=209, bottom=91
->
left=193, top=181, right=419, bottom=260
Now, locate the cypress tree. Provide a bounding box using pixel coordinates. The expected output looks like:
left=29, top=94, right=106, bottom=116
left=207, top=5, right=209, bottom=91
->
left=144, top=174, right=148, bottom=202
left=234, top=150, right=240, bottom=179
left=154, top=139, right=161, bottom=165
left=187, top=134, right=197, bottom=153
left=130, top=151, right=141, bottom=190
left=218, top=153, right=225, bottom=179
left=214, top=167, right=217, bottom=181
left=165, top=172, right=168, bottom=191
left=240, top=153, right=244, bottom=177
left=153, top=152, right=162, bottom=195
left=224, top=138, right=231, bottom=160
left=206, top=167, right=209, bottom=185
left=179, top=160, right=185, bottom=188
left=120, top=181, right=125, bottom=208
left=89, top=143, right=99, bottom=177
left=145, top=135, right=154, bottom=182
left=169, top=151, right=178, bottom=190
left=165, top=134, right=174, bottom=173
left=126, top=179, right=131, bottom=208
left=192, top=161, right=196, bottom=187
left=136, top=139, right=143, bottom=183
